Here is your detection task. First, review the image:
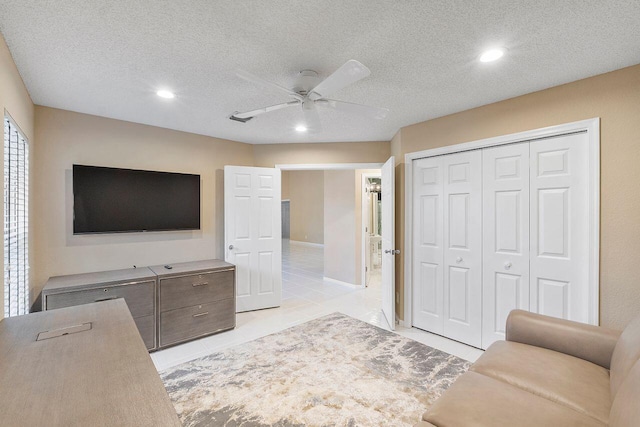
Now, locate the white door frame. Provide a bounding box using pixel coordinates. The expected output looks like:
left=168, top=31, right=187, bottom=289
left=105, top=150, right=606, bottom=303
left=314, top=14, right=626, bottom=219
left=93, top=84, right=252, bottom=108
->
left=275, top=163, right=384, bottom=171
left=361, top=172, right=382, bottom=286
left=404, top=118, right=600, bottom=328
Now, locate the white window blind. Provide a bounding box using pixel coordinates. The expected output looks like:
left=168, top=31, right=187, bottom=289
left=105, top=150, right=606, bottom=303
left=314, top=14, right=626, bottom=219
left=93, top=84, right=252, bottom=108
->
left=4, top=115, right=29, bottom=317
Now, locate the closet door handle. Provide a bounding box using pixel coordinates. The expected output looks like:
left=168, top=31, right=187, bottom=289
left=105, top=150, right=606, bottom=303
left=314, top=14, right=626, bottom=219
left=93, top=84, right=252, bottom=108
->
left=504, top=262, right=512, bottom=270
left=192, top=282, right=209, bottom=287
left=456, top=257, right=463, bottom=264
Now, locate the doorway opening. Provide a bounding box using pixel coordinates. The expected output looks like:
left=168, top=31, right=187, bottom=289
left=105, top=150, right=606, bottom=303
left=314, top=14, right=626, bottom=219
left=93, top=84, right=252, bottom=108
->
left=361, top=173, right=382, bottom=289
left=276, top=163, right=395, bottom=330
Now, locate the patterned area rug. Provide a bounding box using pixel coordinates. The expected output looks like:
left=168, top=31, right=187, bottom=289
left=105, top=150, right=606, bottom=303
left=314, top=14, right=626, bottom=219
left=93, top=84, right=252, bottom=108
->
left=160, top=313, right=470, bottom=426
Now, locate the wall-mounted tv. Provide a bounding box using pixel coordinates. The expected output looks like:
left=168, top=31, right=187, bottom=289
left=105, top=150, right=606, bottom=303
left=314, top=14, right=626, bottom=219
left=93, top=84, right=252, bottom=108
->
left=73, top=165, right=201, bottom=234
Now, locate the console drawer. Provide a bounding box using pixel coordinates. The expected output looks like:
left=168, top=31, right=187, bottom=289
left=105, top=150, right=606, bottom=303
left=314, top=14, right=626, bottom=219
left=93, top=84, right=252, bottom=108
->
left=45, top=280, right=155, bottom=318
left=159, top=270, right=234, bottom=312
left=160, top=299, right=235, bottom=347
left=133, top=314, right=156, bottom=350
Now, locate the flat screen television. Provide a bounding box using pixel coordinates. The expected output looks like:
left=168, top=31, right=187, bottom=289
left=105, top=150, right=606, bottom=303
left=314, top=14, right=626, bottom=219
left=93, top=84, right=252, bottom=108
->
left=73, top=165, right=200, bottom=234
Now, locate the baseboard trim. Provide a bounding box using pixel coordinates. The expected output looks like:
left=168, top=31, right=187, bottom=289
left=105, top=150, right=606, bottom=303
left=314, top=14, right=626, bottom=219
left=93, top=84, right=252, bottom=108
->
left=289, top=240, right=324, bottom=248
left=323, top=276, right=363, bottom=289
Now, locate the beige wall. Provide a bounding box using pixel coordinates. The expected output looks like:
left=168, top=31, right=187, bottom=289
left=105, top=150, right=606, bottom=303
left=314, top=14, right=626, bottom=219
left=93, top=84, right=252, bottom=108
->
left=324, top=170, right=357, bottom=285
left=32, top=107, right=253, bottom=308
left=281, top=170, right=290, bottom=199
left=287, top=170, right=324, bottom=244
left=395, top=63, right=640, bottom=329
left=252, top=141, right=390, bottom=167
left=0, top=33, right=35, bottom=319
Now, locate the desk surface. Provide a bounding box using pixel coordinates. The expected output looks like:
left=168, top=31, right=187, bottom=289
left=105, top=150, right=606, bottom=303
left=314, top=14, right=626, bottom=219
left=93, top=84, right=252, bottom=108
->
left=0, top=300, right=181, bottom=426
left=43, top=267, right=157, bottom=294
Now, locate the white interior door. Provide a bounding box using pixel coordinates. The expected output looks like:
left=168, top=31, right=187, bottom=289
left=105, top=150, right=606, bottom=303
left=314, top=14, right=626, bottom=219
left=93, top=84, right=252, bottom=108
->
left=482, top=142, right=530, bottom=349
left=224, top=166, right=282, bottom=313
left=412, top=156, right=445, bottom=334
left=381, top=156, right=396, bottom=331
left=530, top=133, right=590, bottom=322
left=442, top=150, right=483, bottom=347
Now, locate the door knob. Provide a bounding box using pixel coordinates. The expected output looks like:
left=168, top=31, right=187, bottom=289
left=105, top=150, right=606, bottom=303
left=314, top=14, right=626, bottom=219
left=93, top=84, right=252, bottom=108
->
left=504, top=262, right=512, bottom=270
left=228, top=245, right=234, bottom=250
left=384, top=249, right=391, bottom=254
left=385, top=249, right=401, bottom=255
left=456, top=257, right=463, bottom=263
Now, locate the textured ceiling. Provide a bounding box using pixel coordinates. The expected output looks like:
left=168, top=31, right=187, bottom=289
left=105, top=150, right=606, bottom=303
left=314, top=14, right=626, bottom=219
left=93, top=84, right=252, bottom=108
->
left=1, top=1, right=639, bottom=144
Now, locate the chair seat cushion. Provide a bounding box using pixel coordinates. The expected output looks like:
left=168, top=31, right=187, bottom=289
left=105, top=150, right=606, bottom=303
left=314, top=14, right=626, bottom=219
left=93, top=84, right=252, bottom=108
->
left=422, top=371, right=605, bottom=427
left=470, top=341, right=611, bottom=424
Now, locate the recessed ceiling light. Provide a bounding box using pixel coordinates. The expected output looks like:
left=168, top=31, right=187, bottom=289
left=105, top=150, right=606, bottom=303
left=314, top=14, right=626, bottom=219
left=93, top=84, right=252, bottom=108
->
left=156, top=89, right=175, bottom=99
left=295, top=125, right=307, bottom=132
left=479, top=48, right=505, bottom=63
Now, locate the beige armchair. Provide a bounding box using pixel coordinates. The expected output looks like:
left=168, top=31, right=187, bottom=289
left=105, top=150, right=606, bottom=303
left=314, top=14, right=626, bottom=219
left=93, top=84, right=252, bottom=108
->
left=416, top=310, right=640, bottom=427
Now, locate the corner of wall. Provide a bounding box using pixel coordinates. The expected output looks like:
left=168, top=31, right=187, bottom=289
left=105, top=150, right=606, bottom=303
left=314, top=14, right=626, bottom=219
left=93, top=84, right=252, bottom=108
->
left=1, top=31, right=36, bottom=319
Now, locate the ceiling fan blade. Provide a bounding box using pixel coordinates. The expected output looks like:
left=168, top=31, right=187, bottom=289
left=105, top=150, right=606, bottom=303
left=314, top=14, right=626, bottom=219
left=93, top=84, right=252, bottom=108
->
left=233, top=100, right=300, bottom=119
left=308, top=60, right=371, bottom=100
left=317, top=99, right=389, bottom=120
left=236, top=70, right=302, bottom=100
left=303, top=103, right=323, bottom=133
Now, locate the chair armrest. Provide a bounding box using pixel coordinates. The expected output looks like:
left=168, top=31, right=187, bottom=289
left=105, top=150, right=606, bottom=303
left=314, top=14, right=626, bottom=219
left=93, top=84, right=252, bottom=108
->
left=505, top=310, right=621, bottom=369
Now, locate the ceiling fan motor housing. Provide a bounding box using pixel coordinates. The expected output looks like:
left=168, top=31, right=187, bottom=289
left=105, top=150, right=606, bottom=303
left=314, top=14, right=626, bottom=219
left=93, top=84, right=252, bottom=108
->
left=293, top=70, right=320, bottom=96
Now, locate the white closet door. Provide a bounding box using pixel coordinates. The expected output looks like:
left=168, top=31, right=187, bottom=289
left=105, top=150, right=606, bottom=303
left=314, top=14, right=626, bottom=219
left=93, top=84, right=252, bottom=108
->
left=482, top=143, right=530, bottom=349
left=412, top=156, right=445, bottom=334
left=443, top=150, right=483, bottom=347
left=530, top=133, right=590, bottom=322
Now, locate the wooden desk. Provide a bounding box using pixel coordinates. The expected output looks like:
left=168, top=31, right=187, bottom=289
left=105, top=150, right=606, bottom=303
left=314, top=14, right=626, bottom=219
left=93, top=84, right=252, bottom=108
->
left=0, top=300, right=180, bottom=426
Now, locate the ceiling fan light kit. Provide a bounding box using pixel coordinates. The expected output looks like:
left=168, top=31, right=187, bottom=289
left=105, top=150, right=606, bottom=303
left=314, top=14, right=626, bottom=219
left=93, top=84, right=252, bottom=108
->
left=230, top=60, right=389, bottom=133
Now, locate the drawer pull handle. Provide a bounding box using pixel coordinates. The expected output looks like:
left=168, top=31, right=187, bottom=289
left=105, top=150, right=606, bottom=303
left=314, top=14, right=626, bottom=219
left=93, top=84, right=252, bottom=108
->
left=192, top=312, right=209, bottom=318
left=94, top=296, right=119, bottom=302
left=192, top=282, right=209, bottom=287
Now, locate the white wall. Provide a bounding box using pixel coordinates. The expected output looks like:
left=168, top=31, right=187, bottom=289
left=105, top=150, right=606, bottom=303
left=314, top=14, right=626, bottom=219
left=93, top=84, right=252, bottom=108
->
left=32, top=106, right=253, bottom=307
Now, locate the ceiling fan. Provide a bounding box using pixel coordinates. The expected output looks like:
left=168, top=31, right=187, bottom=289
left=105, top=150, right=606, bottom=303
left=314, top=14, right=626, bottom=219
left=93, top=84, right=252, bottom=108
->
left=230, top=60, right=388, bottom=132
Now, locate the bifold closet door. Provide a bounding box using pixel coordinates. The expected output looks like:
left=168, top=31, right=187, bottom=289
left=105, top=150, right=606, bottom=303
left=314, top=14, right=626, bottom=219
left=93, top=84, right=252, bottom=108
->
left=530, top=133, right=590, bottom=322
left=412, top=151, right=482, bottom=347
left=412, top=156, right=445, bottom=335
left=442, top=150, right=482, bottom=347
left=482, top=143, right=530, bottom=349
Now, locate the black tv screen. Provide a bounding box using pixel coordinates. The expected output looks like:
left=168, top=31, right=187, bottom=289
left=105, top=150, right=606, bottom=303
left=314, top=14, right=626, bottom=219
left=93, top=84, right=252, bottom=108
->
left=73, top=165, right=200, bottom=234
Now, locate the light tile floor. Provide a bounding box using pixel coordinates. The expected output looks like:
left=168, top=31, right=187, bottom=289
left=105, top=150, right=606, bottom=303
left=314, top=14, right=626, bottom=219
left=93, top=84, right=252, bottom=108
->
left=151, top=240, right=483, bottom=371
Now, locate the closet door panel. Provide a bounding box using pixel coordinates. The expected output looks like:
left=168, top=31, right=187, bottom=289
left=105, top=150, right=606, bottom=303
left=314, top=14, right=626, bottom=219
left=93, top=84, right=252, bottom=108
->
left=530, top=133, right=590, bottom=322
left=482, top=143, right=530, bottom=349
left=443, top=150, right=482, bottom=347
left=412, top=157, right=445, bottom=334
